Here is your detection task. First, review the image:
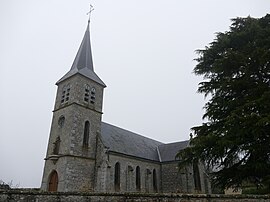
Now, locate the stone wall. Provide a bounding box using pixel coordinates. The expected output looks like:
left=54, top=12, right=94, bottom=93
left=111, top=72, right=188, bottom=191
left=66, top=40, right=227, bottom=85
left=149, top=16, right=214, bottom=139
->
left=95, top=136, right=211, bottom=194
left=1, top=189, right=270, bottom=202
left=161, top=162, right=192, bottom=193
left=41, top=74, right=104, bottom=192
left=95, top=149, right=161, bottom=193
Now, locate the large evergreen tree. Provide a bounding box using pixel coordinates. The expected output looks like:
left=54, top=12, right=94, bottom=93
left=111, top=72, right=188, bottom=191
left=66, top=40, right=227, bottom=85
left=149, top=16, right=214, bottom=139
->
left=178, top=14, right=270, bottom=190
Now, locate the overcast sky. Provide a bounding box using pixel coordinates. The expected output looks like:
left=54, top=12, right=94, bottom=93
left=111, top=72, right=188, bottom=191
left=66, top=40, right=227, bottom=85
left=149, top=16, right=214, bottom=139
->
left=0, top=0, right=268, bottom=188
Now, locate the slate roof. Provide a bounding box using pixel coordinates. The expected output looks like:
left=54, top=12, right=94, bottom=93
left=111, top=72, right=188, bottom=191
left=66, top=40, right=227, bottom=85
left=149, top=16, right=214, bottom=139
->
left=57, top=22, right=106, bottom=87
left=158, top=141, right=189, bottom=162
left=100, top=122, right=189, bottom=162
left=100, top=122, right=163, bottom=161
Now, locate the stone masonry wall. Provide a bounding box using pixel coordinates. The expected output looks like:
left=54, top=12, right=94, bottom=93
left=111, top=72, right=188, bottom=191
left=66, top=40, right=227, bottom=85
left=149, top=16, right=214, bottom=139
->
left=107, top=154, right=161, bottom=193
left=95, top=148, right=161, bottom=193
left=41, top=74, right=104, bottom=192
left=95, top=136, right=210, bottom=194
left=1, top=190, right=270, bottom=202
left=161, top=162, right=194, bottom=193
left=161, top=162, right=211, bottom=194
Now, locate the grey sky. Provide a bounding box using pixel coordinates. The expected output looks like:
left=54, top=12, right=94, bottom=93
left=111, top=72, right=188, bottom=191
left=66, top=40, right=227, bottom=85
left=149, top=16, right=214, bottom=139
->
left=0, top=0, right=268, bottom=188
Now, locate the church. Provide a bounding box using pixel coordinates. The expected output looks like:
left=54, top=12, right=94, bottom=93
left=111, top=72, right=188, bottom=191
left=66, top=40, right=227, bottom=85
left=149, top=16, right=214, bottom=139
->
left=40, top=19, right=211, bottom=194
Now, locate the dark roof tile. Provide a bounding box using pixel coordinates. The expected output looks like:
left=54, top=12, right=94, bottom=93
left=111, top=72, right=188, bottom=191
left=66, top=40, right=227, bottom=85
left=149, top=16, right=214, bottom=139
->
left=158, top=141, right=189, bottom=162
left=100, top=122, right=162, bottom=161
left=100, top=122, right=189, bottom=162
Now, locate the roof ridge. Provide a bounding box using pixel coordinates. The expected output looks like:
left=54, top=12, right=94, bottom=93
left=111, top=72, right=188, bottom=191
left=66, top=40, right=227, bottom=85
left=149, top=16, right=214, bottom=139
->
left=156, top=146, right=162, bottom=162
left=159, top=140, right=190, bottom=146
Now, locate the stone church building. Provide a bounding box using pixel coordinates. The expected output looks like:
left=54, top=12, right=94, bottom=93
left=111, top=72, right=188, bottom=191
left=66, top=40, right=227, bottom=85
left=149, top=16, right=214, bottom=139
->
left=40, top=21, right=211, bottom=194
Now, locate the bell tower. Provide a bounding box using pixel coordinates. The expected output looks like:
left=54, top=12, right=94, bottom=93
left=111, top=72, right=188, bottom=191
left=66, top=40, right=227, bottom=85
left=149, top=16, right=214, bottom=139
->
left=41, top=18, right=106, bottom=192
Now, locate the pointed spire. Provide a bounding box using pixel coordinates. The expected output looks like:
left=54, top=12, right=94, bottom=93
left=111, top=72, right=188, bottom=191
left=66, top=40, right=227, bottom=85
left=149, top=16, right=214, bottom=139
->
left=57, top=21, right=106, bottom=87
left=71, top=22, right=94, bottom=71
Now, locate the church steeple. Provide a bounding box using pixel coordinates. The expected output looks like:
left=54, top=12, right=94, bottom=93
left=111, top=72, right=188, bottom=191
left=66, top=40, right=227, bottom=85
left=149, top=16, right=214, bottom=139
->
left=72, top=22, right=94, bottom=71
left=41, top=12, right=106, bottom=192
left=57, top=21, right=106, bottom=87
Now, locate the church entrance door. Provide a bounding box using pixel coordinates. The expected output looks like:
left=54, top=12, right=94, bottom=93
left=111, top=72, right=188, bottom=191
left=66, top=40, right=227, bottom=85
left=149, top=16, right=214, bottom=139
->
left=48, top=170, right=58, bottom=192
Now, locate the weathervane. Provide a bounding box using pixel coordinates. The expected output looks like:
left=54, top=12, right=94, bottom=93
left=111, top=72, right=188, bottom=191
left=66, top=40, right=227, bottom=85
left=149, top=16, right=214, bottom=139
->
left=87, top=4, right=94, bottom=23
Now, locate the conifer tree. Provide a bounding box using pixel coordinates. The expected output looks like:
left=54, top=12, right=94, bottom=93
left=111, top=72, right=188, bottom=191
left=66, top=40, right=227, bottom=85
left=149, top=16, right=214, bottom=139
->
left=178, top=14, right=270, bottom=190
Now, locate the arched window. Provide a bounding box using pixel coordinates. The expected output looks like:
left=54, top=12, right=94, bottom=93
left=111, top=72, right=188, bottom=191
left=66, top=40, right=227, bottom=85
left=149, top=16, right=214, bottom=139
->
left=90, top=87, right=96, bottom=104
left=83, top=121, right=90, bottom=147
left=84, top=84, right=90, bottom=102
left=193, top=163, right=201, bottom=191
left=114, top=162, right=120, bottom=192
left=136, top=166, right=141, bottom=191
left=48, top=170, right=58, bottom=192
left=153, top=169, right=157, bottom=192
left=58, top=116, right=65, bottom=128
left=61, top=84, right=70, bottom=104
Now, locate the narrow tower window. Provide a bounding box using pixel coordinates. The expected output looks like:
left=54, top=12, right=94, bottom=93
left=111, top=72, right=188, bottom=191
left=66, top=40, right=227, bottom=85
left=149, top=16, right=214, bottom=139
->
left=83, top=121, right=90, bottom=147
left=61, top=88, right=65, bottom=103
left=84, top=84, right=90, bottom=102
left=58, top=116, right=65, bottom=128
left=114, top=162, right=120, bottom=192
left=90, top=87, right=96, bottom=104
left=61, top=84, right=71, bottom=104
left=53, top=137, right=61, bottom=155
left=153, top=169, right=157, bottom=192
left=66, top=86, right=70, bottom=101
left=193, top=163, right=202, bottom=191
left=136, top=166, right=141, bottom=191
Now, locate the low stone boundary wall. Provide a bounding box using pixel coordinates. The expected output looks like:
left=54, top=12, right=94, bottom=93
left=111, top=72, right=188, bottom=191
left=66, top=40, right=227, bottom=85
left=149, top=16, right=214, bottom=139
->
left=0, top=189, right=270, bottom=202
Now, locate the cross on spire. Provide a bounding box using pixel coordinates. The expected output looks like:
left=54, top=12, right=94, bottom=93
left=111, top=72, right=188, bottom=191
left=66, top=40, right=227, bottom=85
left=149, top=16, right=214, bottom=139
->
left=87, top=4, right=94, bottom=23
